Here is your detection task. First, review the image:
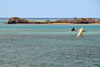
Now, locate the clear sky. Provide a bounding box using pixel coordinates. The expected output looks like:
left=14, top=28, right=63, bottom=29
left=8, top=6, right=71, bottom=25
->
left=0, top=0, right=100, bottom=18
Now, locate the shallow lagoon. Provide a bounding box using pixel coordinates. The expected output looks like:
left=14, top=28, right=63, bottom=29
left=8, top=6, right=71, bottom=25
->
left=0, top=23, right=100, bottom=67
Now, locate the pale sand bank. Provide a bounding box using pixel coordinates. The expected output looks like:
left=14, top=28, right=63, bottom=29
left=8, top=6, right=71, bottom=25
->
left=51, top=23, right=71, bottom=24
left=51, top=23, right=100, bottom=25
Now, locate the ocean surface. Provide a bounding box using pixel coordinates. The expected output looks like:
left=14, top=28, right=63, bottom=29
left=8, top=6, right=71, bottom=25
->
left=0, top=19, right=100, bottom=67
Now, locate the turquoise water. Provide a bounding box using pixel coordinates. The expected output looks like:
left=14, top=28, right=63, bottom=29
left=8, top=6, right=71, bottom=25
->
left=0, top=22, right=100, bottom=67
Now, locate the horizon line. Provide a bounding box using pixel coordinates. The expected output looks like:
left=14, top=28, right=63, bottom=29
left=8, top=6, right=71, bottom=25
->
left=0, top=17, right=100, bottom=19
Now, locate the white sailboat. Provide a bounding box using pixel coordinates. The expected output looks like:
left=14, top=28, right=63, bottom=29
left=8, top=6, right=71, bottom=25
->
left=77, top=27, right=84, bottom=37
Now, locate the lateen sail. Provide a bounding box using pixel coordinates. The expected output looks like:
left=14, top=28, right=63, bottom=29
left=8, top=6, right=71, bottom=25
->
left=70, top=27, right=75, bottom=31
left=77, top=27, right=84, bottom=37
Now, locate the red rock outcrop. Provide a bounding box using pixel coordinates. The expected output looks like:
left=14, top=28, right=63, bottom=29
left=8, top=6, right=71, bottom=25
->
left=8, top=17, right=29, bottom=24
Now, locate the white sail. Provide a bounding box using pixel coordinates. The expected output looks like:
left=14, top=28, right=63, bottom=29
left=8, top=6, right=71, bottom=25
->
left=77, top=27, right=84, bottom=37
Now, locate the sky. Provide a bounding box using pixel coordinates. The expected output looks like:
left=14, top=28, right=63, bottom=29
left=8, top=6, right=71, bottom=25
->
left=0, top=0, right=100, bottom=18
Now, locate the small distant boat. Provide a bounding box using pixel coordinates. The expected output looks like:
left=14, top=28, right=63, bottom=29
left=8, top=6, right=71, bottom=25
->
left=70, top=27, right=77, bottom=31
left=77, top=27, right=84, bottom=37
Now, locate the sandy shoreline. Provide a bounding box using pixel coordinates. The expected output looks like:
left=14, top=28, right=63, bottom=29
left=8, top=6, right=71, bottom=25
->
left=6, top=23, right=100, bottom=25
left=3, top=22, right=100, bottom=25
left=51, top=23, right=100, bottom=25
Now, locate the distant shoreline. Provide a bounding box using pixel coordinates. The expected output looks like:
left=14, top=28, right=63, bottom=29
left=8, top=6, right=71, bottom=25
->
left=3, top=22, right=100, bottom=25
left=1, top=17, right=99, bottom=24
